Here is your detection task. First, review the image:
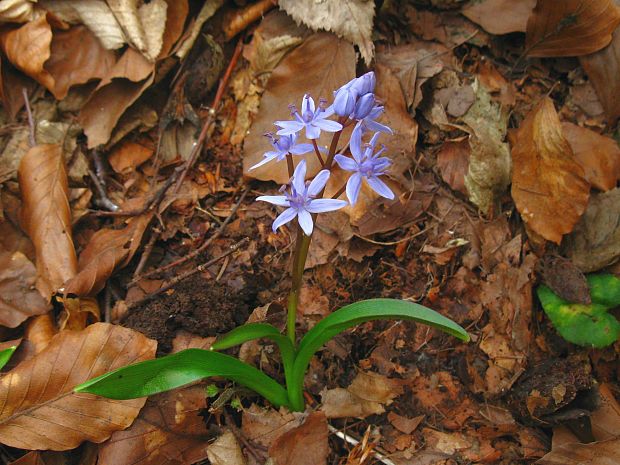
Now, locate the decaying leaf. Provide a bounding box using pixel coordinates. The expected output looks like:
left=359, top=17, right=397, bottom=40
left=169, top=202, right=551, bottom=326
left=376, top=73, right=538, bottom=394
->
left=243, top=32, right=355, bottom=184
left=269, top=412, right=328, bottom=465
left=581, top=26, right=620, bottom=124
left=564, top=188, right=620, bottom=272
left=461, top=81, right=511, bottom=213
left=436, top=139, right=470, bottom=195
left=18, top=144, right=78, bottom=298
left=511, top=97, right=590, bottom=244
left=0, top=249, right=50, bottom=327
left=525, top=0, right=620, bottom=57
left=462, top=0, right=536, bottom=35
left=242, top=404, right=305, bottom=448
left=278, top=0, right=375, bottom=65
left=206, top=431, right=246, bottom=465
left=0, top=323, right=156, bottom=450
left=561, top=122, right=620, bottom=191
left=536, top=437, right=620, bottom=465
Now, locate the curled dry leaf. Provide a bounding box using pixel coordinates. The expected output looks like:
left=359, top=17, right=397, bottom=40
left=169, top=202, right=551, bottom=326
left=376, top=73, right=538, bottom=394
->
left=0, top=249, right=50, bottom=328
left=581, top=27, right=620, bottom=124
left=0, top=322, right=156, bottom=450
left=461, top=0, right=536, bottom=35
left=561, top=122, right=620, bottom=191
left=206, top=431, right=247, bottom=465
left=511, top=97, right=590, bottom=244
left=63, top=213, right=152, bottom=296
left=278, top=0, right=374, bottom=65
left=0, top=0, right=35, bottom=23
left=269, top=412, right=328, bottom=465
left=525, top=0, right=620, bottom=57
left=18, top=144, right=77, bottom=298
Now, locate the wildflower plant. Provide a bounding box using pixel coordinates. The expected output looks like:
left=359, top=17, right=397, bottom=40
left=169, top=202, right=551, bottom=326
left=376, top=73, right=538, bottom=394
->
left=75, top=73, right=469, bottom=412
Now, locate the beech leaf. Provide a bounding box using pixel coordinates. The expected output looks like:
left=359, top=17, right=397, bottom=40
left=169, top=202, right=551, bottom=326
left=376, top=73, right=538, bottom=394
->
left=525, top=0, right=620, bottom=57
left=461, top=0, right=536, bottom=35
left=18, top=144, right=77, bottom=298
left=269, top=412, right=328, bottom=465
left=0, top=323, right=156, bottom=450
left=511, top=97, right=590, bottom=244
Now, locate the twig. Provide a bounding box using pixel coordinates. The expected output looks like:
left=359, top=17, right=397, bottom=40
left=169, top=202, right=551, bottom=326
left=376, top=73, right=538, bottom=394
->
left=92, top=148, right=108, bottom=188
left=328, top=425, right=396, bottom=465
left=131, top=186, right=250, bottom=283
left=174, top=38, right=244, bottom=194
left=223, top=409, right=267, bottom=462
left=88, top=168, right=119, bottom=211
left=133, top=230, right=160, bottom=278
left=224, top=0, right=278, bottom=40
left=125, top=238, right=249, bottom=310
left=22, top=88, right=35, bottom=147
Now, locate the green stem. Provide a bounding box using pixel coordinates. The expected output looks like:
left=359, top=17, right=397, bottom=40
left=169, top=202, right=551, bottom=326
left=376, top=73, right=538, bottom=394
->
left=287, top=228, right=312, bottom=346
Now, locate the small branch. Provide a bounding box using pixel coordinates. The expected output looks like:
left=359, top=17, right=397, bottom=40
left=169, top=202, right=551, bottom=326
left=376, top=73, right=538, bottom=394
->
left=286, top=153, right=294, bottom=178
left=224, top=0, right=278, bottom=40
left=133, top=230, right=160, bottom=278
left=312, top=139, right=325, bottom=167
left=22, top=88, right=35, bottom=147
left=331, top=183, right=346, bottom=200
left=88, top=168, right=119, bottom=212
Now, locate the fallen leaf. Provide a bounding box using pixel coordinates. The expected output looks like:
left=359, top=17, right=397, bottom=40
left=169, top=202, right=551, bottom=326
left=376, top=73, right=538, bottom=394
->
left=561, top=122, right=620, bottom=191
left=206, top=431, right=247, bottom=465
left=243, top=32, right=355, bottom=184
left=18, top=144, right=78, bottom=298
left=0, top=0, right=35, bottom=23
left=269, top=412, right=328, bottom=465
left=536, top=437, right=620, bottom=465
left=0, top=322, right=156, bottom=450
left=0, top=249, right=50, bottom=327
left=278, top=0, right=374, bottom=65
left=525, top=0, right=620, bottom=57
left=0, top=55, right=35, bottom=118
left=388, top=412, right=424, bottom=434
left=564, top=187, right=620, bottom=271
left=580, top=26, right=620, bottom=124
left=511, top=97, right=590, bottom=244
left=462, top=0, right=536, bottom=34
left=242, top=404, right=304, bottom=448
left=174, top=0, right=223, bottom=59
left=436, top=139, right=470, bottom=195
left=108, top=140, right=154, bottom=174
left=406, top=6, right=489, bottom=48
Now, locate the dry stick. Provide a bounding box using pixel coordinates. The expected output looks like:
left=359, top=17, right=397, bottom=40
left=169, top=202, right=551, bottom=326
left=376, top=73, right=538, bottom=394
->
left=224, top=0, right=277, bottom=40
left=21, top=88, right=35, bottom=147
left=132, top=229, right=160, bottom=278
left=173, top=38, right=244, bottom=195
left=88, top=168, right=119, bottom=211
left=125, top=237, right=249, bottom=310
left=130, top=186, right=250, bottom=284
left=328, top=425, right=396, bottom=465
left=312, top=139, right=325, bottom=166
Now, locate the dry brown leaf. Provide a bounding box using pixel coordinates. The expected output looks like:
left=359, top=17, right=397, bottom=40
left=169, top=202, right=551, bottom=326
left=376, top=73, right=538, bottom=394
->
left=0, top=322, right=156, bottom=450
left=159, top=0, right=188, bottom=59
left=0, top=249, right=49, bottom=327
left=243, top=32, right=355, bottom=184
left=581, top=27, right=620, bottom=124
left=269, top=412, right=328, bottom=465
left=278, top=0, right=374, bottom=65
left=108, top=140, right=154, bottom=174
left=561, top=122, right=620, bottom=191
left=525, top=0, right=620, bottom=57
left=18, top=144, right=77, bottom=298
left=462, top=0, right=536, bottom=34
left=98, top=386, right=209, bottom=465
left=0, top=55, right=34, bottom=118
left=206, top=431, right=247, bottom=465
left=511, top=97, right=590, bottom=244
left=436, top=139, right=470, bottom=195
left=64, top=214, right=151, bottom=296
left=536, top=437, right=620, bottom=465
left=242, top=405, right=304, bottom=448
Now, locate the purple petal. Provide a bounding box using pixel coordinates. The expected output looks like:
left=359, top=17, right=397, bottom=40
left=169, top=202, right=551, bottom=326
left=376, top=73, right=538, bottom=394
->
left=350, top=126, right=364, bottom=162
left=313, top=118, right=342, bottom=132
left=289, top=143, right=314, bottom=155
left=367, top=176, right=395, bottom=200
left=365, top=119, right=393, bottom=135
left=368, top=132, right=381, bottom=148
left=307, top=169, right=330, bottom=196
left=249, top=152, right=278, bottom=170
left=306, top=198, right=347, bottom=213
left=275, top=120, right=305, bottom=135
left=373, top=157, right=391, bottom=172
left=297, top=209, right=314, bottom=235
left=272, top=208, right=298, bottom=232
left=346, top=172, right=363, bottom=205
left=256, top=195, right=290, bottom=207
left=334, top=154, right=358, bottom=171
left=305, top=124, right=321, bottom=140
left=292, top=159, right=307, bottom=194
left=320, top=105, right=335, bottom=118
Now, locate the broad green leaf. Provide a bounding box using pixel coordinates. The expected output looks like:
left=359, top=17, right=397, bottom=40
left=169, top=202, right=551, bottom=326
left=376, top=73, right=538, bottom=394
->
left=587, top=274, right=620, bottom=308
left=288, top=298, right=470, bottom=410
left=0, top=345, right=17, bottom=370
left=75, top=348, right=290, bottom=408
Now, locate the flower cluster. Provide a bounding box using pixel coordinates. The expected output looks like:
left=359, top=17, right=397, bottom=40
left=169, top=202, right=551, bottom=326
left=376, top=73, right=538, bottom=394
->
left=254, top=72, right=395, bottom=235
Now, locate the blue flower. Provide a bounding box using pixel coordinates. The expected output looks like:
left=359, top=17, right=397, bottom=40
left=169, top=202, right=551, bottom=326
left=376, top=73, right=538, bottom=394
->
left=332, top=72, right=377, bottom=118
left=249, top=133, right=314, bottom=170
left=334, top=131, right=394, bottom=205
left=257, top=160, right=347, bottom=235
left=353, top=104, right=393, bottom=137
left=275, top=95, right=343, bottom=140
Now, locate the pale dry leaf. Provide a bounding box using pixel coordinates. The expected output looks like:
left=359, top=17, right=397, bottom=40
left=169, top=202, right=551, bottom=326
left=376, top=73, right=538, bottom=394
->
left=0, top=322, right=156, bottom=450
left=207, top=430, right=247, bottom=465
left=243, top=32, right=355, bottom=184
left=0, top=250, right=49, bottom=327
left=462, top=0, right=536, bottom=34
left=63, top=214, right=152, bottom=296
left=137, top=0, right=167, bottom=61
left=561, top=122, right=620, bottom=191
left=18, top=144, right=78, bottom=298
left=175, top=0, right=223, bottom=59
left=279, top=0, right=375, bottom=65
left=525, top=0, right=620, bottom=57
left=511, top=97, right=590, bottom=244
left=269, top=412, right=328, bottom=465
left=580, top=26, right=620, bottom=124
left=99, top=386, right=210, bottom=465
left=0, top=0, right=35, bottom=23
left=107, top=0, right=147, bottom=57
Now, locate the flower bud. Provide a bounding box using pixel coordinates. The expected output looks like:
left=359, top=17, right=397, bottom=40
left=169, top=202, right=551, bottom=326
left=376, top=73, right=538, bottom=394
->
left=351, top=71, right=376, bottom=95
left=333, top=86, right=357, bottom=117
left=352, top=92, right=375, bottom=120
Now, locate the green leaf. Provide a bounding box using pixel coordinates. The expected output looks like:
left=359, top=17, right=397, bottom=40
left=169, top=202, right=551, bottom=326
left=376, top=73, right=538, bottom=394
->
left=288, top=298, right=470, bottom=411
left=0, top=345, right=17, bottom=370
left=75, top=348, right=290, bottom=408
left=587, top=274, right=620, bottom=308
left=537, top=285, right=620, bottom=348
